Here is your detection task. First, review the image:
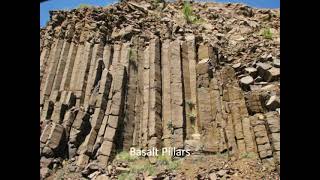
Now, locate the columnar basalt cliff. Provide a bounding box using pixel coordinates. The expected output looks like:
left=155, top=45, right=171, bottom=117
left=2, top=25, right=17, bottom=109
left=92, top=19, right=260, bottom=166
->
left=40, top=1, right=280, bottom=179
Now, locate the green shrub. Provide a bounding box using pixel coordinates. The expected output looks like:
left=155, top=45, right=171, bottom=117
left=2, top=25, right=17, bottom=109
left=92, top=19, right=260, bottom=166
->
left=167, top=121, right=174, bottom=134
left=115, top=151, right=139, bottom=162
left=240, top=152, right=258, bottom=159
left=156, top=154, right=180, bottom=170
left=187, top=112, right=197, bottom=122
left=216, top=151, right=228, bottom=158
left=118, top=172, right=135, bottom=180
left=157, top=154, right=171, bottom=165
left=186, top=100, right=195, bottom=109
left=261, top=28, right=273, bottom=39
left=77, top=4, right=92, bottom=9
left=128, top=48, right=134, bottom=59
left=182, top=1, right=201, bottom=24
left=130, top=163, right=156, bottom=176
left=167, top=160, right=180, bottom=170
left=182, top=1, right=193, bottom=23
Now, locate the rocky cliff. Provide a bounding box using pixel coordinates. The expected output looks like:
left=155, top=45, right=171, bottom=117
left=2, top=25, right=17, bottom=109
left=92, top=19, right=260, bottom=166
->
left=40, top=1, right=280, bottom=179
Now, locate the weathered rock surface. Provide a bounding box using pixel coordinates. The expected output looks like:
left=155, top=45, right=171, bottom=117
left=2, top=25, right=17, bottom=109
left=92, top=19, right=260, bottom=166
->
left=40, top=0, right=279, bottom=179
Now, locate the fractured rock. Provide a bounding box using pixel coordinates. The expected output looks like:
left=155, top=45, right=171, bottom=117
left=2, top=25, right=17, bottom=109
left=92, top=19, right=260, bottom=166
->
left=240, top=76, right=254, bottom=91
left=265, top=95, right=280, bottom=110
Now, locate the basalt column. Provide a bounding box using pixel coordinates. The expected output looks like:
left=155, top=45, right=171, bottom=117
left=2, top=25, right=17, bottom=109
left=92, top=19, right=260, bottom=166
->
left=196, top=43, right=218, bottom=153
left=69, top=30, right=94, bottom=105
left=132, top=38, right=145, bottom=148
left=147, top=38, right=162, bottom=150
left=221, top=67, right=249, bottom=156
left=122, top=38, right=139, bottom=150
left=181, top=35, right=198, bottom=140
left=96, top=65, right=127, bottom=167
left=161, top=39, right=172, bottom=148
left=40, top=37, right=64, bottom=105
left=170, top=39, right=184, bottom=149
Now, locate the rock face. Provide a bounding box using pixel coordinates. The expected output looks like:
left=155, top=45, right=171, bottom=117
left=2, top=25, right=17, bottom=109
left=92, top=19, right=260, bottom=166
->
left=40, top=0, right=280, bottom=178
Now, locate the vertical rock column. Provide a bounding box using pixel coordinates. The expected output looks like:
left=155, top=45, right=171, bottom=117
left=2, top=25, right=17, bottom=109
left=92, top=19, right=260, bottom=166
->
left=220, top=67, right=239, bottom=156
left=112, top=43, right=122, bottom=65
left=141, top=45, right=150, bottom=148
left=83, top=42, right=105, bottom=107
left=76, top=70, right=112, bottom=169
left=103, top=44, right=113, bottom=71
left=170, top=40, right=184, bottom=149
left=69, top=31, right=94, bottom=105
left=223, top=67, right=249, bottom=156
left=93, top=69, right=113, bottom=150
left=59, top=21, right=83, bottom=92
left=119, top=42, right=130, bottom=68
left=96, top=65, right=126, bottom=167
left=51, top=26, right=74, bottom=94
left=40, top=38, right=64, bottom=105
left=133, top=38, right=145, bottom=148
left=148, top=38, right=162, bottom=150
left=59, top=42, right=78, bottom=92
left=209, top=75, right=225, bottom=153
left=196, top=43, right=218, bottom=153
left=40, top=46, right=51, bottom=87
left=92, top=45, right=114, bottom=151
left=123, top=38, right=139, bottom=150
left=242, top=116, right=257, bottom=154
left=161, top=39, right=172, bottom=148
left=250, top=114, right=273, bottom=162
left=181, top=35, right=198, bottom=140
left=40, top=42, right=55, bottom=105
left=68, top=108, right=91, bottom=159
left=265, top=112, right=280, bottom=172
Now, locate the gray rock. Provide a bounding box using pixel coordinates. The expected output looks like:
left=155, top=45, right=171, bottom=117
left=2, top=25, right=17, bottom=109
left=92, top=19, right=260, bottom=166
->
left=263, top=67, right=280, bottom=82
left=40, top=167, right=51, bottom=179
left=255, top=76, right=263, bottom=82
left=68, top=164, right=77, bottom=172
left=232, top=63, right=241, bottom=71
left=265, top=95, right=280, bottom=110
left=95, top=174, right=110, bottom=180
left=41, top=147, right=54, bottom=157
left=256, top=62, right=272, bottom=76
left=40, top=157, right=53, bottom=168
left=240, top=76, right=254, bottom=85
left=209, top=172, right=217, bottom=180
left=88, top=171, right=101, bottom=179
left=244, top=67, right=258, bottom=78
left=85, top=162, right=100, bottom=171
left=256, top=62, right=272, bottom=71
left=273, top=58, right=280, bottom=68
left=217, top=169, right=228, bottom=177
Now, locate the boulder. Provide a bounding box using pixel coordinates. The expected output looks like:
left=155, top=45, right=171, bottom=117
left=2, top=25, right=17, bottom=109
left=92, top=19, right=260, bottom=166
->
left=263, top=67, right=280, bottom=82
left=265, top=95, right=280, bottom=110
left=273, top=58, right=280, bottom=68
left=244, top=67, right=258, bottom=78
left=240, top=76, right=254, bottom=91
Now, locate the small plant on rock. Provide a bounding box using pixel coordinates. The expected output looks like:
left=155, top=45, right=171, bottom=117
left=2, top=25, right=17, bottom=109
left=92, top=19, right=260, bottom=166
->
left=186, top=100, right=195, bottom=109
left=261, top=28, right=273, bottom=39
left=182, top=1, right=199, bottom=24
left=77, top=4, right=92, bottom=9
left=118, top=172, right=135, bottom=180
left=167, top=121, right=174, bottom=134
left=116, top=151, right=138, bottom=162
left=167, top=160, right=180, bottom=170
left=187, top=112, right=197, bottom=123
left=240, top=152, right=258, bottom=159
